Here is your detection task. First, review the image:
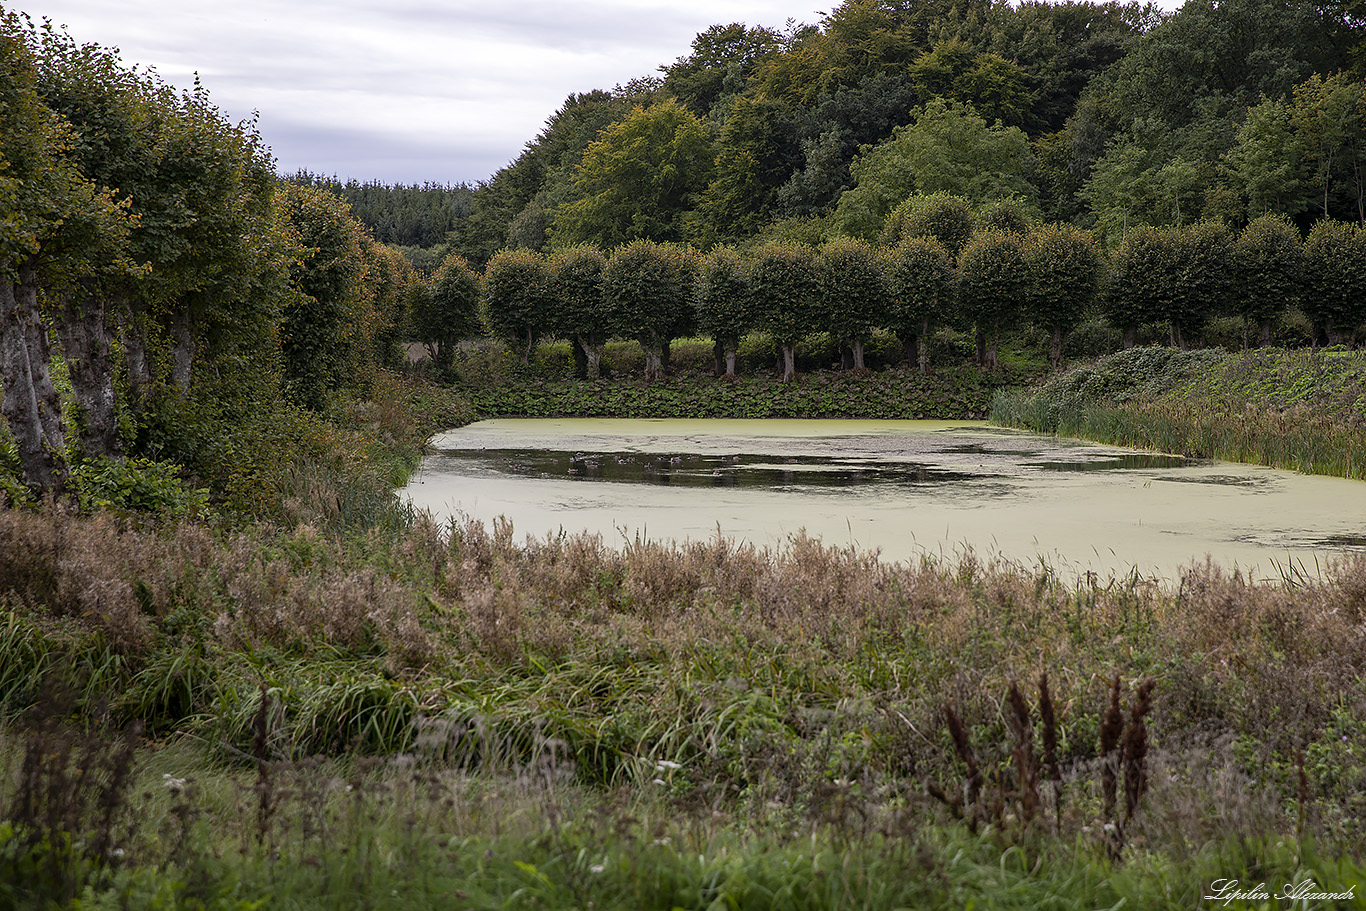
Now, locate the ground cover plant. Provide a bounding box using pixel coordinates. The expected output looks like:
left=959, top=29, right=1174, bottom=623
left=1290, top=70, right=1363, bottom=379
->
left=3, top=498, right=1366, bottom=906
left=993, top=346, right=1366, bottom=479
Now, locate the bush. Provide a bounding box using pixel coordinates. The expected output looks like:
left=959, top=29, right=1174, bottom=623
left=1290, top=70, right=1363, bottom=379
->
left=71, top=457, right=209, bottom=520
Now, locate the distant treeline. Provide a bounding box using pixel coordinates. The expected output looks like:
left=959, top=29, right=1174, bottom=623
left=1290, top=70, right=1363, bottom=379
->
left=411, top=194, right=1366, bottom=382
left=402, top=0, right=1366, bottom=271
left=288, top=171, right=473, bottom=250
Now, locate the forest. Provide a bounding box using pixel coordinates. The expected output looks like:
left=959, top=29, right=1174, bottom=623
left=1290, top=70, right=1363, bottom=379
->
left=432, top=0, right=1365, bottom=271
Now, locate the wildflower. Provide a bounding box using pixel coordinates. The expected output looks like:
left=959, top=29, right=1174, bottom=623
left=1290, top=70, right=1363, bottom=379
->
left=590, top=864, right=605, bottom=874
left=655, top=760, right=682, bottom=771
left=653, top=778, right=666, bottom=785
left=162, top=773, right=187, bottom=791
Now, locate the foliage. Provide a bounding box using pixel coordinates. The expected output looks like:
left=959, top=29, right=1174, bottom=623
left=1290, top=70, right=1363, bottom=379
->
left=414, top=253, right=482, bottom=369
left=881, top=236, right=954, bottom=372
left=694, top=247, right=752, bottom=376
left=287, top=170, right=473, bottom=248
left=833, top=99, right=1035, bottom=239
left=555, top=99, right=714, bottom=248
left=482, top=249, right=550, bottom=364
left=747, top=243, right=822, bottom=381
left=957, top=228, right=1029, bottom=366
left=877, top=192, right=976, bottom=260
left=276, top=183, right=375, bottom=411
left=546, top=245, right=611, bottom=378
left=602, top=241, right=697, bottom=380
left=816, top=236, right=887, bottom=368
left=1232, top=214, right=1303, bottom=339
left=1302, top=218, right=1366, bottom=344
left=1023, top=223, right=1102, bottom=369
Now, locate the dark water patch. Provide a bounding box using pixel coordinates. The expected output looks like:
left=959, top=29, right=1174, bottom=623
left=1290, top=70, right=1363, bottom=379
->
left=1149, top=473, right=1269, bottom=488
left=1026, top=453, right=1193, bottom=472
left=434, top=449, right=987, bottom=489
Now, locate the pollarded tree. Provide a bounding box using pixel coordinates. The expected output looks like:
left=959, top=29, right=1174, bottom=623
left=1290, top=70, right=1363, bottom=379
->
left=603, top=240, right=696, bottom=381
left=483, top=249, right=551, bottom=365
left=1232, top=214, right=1302, bottom=347
left=1023, top=224, right=1102, bottom=371
left=1303, top=219, right=1366, bottom=346
left=877, top=192, right=975, bottom=262
left=748, top=243, right=821, bottom=382
left=415, top=253, right=482, bottom=369
left=958, top=228, right=1029, bottom=369
left=276, top=183, right=374, bottom=410
left=975, top=197, right=1039, bottom=236
left=546, top=245, right=611, bottom=378
left=1167, top=221, right=1233, bottom=349
left=1104, top=226, right=1175, bottom=348
left=881, top=236, right=954, bottom=374
left=817, top=236, right=886, bottom=370
left=365, top=241, right=417, bottom=370
left=694, top=246, right=751, bottom=378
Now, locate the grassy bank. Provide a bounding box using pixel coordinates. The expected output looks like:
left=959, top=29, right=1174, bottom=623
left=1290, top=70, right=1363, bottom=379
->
left=992, top=347, right=1366, bottom=480
left=3, top=502, right=1366, bottom=904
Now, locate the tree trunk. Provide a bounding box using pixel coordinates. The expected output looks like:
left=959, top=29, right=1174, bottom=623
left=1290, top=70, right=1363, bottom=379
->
left=899, top=331, right=917, bottom=368
left=712, top=338, right=725, bottom=377
left=1260, top=317, right=1273, bottom=347
left=578, top=337, right=603, bottom=379
left=974, top=328, right=987, bottom=366
left=56, top=285, right=120, bottom=459
left=840, top=342, right=853, bottom=370
left=570, top=336, right=588, bottom=379
left=780, top=343, right=796, bottom=382
left=986, top=329, right=1001, bottom=370
left=1122, top=326, right=1137, bottom=349
left=120, top=297, right=151, bottom=409
left=0, top=258, right=68, bottom=494
left=918, top=317, right=931, bottom=375
left=642, top=340, right=663, bottom=381
left=723, top=342, right=737, bottom=378
left=850, top=338, right=866, bottom=370
left=1050, top=326, right=1064, bottom=373
left=660, top=338, right=672, bottom=375
left=171, top=307, right=193, bottom=393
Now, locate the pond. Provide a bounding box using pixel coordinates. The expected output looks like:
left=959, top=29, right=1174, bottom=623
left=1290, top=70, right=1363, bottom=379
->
left=401, top=418, right=1366, bottom=580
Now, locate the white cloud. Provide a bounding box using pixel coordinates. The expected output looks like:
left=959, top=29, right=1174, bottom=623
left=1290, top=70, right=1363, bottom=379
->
left=24, top=0, right=826, bottom=184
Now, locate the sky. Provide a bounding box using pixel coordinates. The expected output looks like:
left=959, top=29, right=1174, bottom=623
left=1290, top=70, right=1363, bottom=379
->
left=22, top=1, right=833, bottom=187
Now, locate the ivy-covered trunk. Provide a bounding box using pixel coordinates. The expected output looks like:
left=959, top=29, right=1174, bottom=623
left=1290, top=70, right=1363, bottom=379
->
left=171, top=306, right=193, bottom=393
left=0, top=258, right=68, bottom=493
left=1050, top=326, right=1065, bottom=372
left=722, top=338, right=738, bottom=379
left=56, top=286, right=120, bottom=458
left=120, top=297, right=152, bottom=409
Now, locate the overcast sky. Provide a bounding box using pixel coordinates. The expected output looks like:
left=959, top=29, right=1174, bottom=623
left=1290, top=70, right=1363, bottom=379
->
left=22, top=1, right=833, bottom=186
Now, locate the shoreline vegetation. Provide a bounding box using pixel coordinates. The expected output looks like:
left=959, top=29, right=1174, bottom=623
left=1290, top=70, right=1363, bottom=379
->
left=5, top=348, right=1366, bottom=906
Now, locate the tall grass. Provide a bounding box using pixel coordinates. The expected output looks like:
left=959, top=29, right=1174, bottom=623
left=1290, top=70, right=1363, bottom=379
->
left=993, top=347, right=1366, bottom=479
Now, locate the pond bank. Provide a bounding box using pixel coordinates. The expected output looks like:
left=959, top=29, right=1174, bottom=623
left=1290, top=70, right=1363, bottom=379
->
left=991, top=346, right=1366, bottom=481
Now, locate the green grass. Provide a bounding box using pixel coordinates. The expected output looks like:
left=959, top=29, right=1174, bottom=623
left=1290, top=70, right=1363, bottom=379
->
left=992, top=346, right=1366, bottom=479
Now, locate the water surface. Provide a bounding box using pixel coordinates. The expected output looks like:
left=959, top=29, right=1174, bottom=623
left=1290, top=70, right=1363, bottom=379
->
left=403, top=419, right=1366, bottom=579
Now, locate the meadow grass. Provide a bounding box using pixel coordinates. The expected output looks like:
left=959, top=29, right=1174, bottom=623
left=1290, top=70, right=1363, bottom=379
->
left=2, top=502, right=1366, bottom=906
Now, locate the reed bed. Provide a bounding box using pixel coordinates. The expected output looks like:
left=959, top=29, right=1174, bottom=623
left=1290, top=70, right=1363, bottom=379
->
left=992, top=347, right=1366, bottom=480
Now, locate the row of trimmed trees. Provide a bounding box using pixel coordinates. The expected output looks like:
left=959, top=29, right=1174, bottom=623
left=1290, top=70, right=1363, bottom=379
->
left=414, top=192, right=1366, bottom=382
left=1, top=16, right=416, bottom=496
